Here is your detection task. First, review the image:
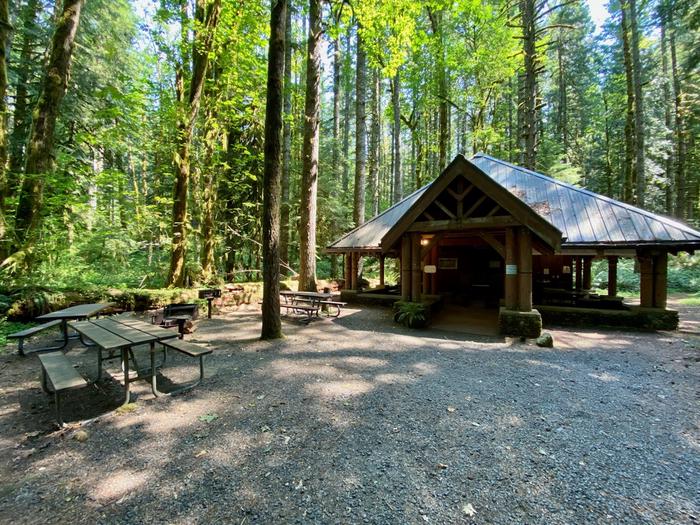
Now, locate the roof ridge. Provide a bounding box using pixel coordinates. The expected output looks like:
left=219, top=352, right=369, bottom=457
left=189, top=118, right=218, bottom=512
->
left=472, top=153, right=700, bottom=240
left=328, top=183, right=430, bottom=248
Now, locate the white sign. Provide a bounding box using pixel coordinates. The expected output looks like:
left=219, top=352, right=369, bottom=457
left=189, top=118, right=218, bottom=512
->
left=423, top=265, right=437, bottom=274
left=506, top=264, right=518, bottom=275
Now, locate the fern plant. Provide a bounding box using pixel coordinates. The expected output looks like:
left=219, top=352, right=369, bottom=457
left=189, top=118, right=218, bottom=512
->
left=394, top=301, right=428, bottom=328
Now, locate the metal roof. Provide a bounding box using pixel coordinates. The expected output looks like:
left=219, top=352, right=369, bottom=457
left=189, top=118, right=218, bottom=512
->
left=327, top=154, right=700, bottom=251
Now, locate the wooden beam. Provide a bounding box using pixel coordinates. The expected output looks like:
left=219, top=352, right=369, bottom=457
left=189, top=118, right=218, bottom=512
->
left=447, top=184, right=474, bottom=202
left=518, top=227, right=533, bottom=312
left=435, top=199, right=457, bottom=220
left=379, top=255, right=385, bottom=287
left=653, top=252, right=668, bottom=309
left=411, top=233, right=422, bottom=302
left=486, top=204, right=501, bottom=217
left=575, top=256, right=583, bottom=291
left=407, top=215, right=518, bottom=233
left=638, top=252, right=654, bottom=307
left=420, top=233, right=443, bottom=259
left=479, top=232, right=505, bottom=259
left=344, top=253, right=351, bottom=288
left=401, top=236, right=411, bottom=300
left=505, top=227, right=518, bottom=310
left=350, top=252, right=358, bottom=291
left=607, top=256, right=618, bottom=297
left=423, top=211, right=435, bottom=221
left=583, top=256, right=592, bottom=290
left=463, top=194, right=487, bottom=218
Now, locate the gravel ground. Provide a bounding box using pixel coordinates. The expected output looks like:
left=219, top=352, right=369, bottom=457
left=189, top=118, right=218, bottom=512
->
left=1, top=303, right=699, bottom=524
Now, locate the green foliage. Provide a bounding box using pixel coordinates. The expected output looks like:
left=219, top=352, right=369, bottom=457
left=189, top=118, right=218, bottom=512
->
left=393, top=301, right=428, bottom=328
left=0, top=319, right=34, bottom=350
left=593, top=254, right=700, bottom=294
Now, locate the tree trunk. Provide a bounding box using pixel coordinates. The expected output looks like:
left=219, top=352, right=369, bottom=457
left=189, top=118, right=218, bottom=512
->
left=629, top=0, right=645, bottom=206
left=519, top=0, right=538, bottom=170
left=620, top=0, right=635, bottom=204
left=0, top=0, right=10, bottom=250
left=298, top=0, right=321, bottom=292
left=369, top=68, right=380, bottom=216
left=8, top=0, right=39, bottom=179
left=280, top=1, right=292, bottom=275
left=669, top=15, right=685, bottom=218
left=342, top=30, right=352, bottom=194
left=660, top=16, right=674, bottom=214
left=167, top=0, right=222, bottom=287
left=14, top=0, right=84, bottom=249
left=354, top=32, right=367, bottom=227
left=261, top=0, right=286, bottom=340
left=392, top=70, right=402, bottom=203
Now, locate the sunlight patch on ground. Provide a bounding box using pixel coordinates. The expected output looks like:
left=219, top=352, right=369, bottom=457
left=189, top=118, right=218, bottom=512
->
left=374, top=372, right=416, bottom=385
left=339, top=356, right=388, bottom=368
left=412, top=362, right=438, bottom=376
left=92, top=469, right=149, bottom=504
left=267, top=359, right=340, bottom=379
left=497, top=414, right=524, bottom=428
left=525, top=359, right=569, bottom=372
left=588, top=371, right=620, bottom=382
left=305, top=379, right=374, bottom=399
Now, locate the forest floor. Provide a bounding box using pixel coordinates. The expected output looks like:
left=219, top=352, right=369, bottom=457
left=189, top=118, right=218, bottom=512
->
left=0, top=300, right=699, bottom=524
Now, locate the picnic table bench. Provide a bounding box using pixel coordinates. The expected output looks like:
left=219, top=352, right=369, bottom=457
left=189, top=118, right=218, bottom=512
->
left=38, top=352, right=89, bottom=426
left=7, top=303, right=114, bottom=356
left=158, top=338, right=213, bottom=394
left=7, top=320, right=63, bottom=356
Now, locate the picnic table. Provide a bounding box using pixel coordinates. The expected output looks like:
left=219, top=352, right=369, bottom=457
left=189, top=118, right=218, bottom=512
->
left=11, top=303, right=114, bottom=355
left=279, top=290, right=346, bottom=320
left=69, top=316, right=184, bottom=405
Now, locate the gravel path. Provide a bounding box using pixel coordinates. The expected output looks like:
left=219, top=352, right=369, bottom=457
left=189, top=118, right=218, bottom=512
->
left=1, top=304, right=699, bottom=524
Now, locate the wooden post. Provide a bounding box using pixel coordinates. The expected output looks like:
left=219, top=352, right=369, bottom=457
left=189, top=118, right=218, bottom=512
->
left=607, top=256, right=618, bottom=297
left=379, top=255, right=385, bottom=287
left=653, top=252, right=668, bottom=309
left=411, top=234, right=422, bottom=302
left=344, top=253, right=352, bottom=289
left=582, top=256, right=592, bottom=290
left=575, top=256, right=583, bottom=291
left=401, top=236, right=411, bottom=300
left=350, top=253, right=358, bottom=291
left=517, top=227, right=532, bottom=311
left=638, top=252, right=654, bottom=307
left=430, top=245, right=438, bottom=294
left=504, top=227, right=518, bottom=310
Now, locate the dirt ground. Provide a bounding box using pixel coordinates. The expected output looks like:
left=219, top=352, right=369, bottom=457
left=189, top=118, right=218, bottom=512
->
left=0, top=301, right=698, bottom=524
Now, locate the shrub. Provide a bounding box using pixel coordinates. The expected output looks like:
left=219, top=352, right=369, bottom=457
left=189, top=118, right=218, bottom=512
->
left=393, top=301, right=428, bottom=328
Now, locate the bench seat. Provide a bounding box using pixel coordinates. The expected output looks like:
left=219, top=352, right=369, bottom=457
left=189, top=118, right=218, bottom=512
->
left=318, top=300, right=347, bottom=318
left=155, top=339, right=212, bottom=395
left=38, top=352, right=88, bottom=426
left=8, top=320, right=63, bottom=356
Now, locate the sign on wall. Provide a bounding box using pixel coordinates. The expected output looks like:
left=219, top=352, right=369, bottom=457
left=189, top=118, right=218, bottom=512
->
left=438, top=258, right=458, bottom=270
left=505, top=264, right=518, bottom=275
left=424, top=265, right=437, bottom=274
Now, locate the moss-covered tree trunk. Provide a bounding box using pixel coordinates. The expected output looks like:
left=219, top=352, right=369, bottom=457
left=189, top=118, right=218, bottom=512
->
left=298, top=0, right=321, bottom=292
left=280, top=1, right=292, bottom=275
left=0, top=0, right=10, bottom=254
left=260, top=0, right=287, bottom=340
left=167, top=0, right=222, bottom=287
left=14, top=0, right=84, bottom=250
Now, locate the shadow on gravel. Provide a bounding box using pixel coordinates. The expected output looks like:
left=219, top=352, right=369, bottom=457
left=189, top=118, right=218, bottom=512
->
left=2, top=305, right=699, bottom=524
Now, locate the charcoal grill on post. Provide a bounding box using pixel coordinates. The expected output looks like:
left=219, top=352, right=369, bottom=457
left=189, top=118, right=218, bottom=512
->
left=198, top=289, right=221, bottom=319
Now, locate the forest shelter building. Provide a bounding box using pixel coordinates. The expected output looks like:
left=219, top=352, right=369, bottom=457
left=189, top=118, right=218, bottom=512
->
left=327, top=154, right=700, bottom=337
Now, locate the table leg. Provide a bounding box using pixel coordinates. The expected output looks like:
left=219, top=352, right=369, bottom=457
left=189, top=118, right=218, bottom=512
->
left=121, top=347, right=131, bottom=405
left=150, top=342, right=164, bottom=397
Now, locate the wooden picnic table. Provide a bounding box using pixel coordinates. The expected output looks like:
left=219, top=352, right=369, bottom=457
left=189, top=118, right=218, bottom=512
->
left=26, top=303, right=115, bottom=353
left=279, top=290, right=345, bottom=319
left=69, top=316, right=178, bottom=405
